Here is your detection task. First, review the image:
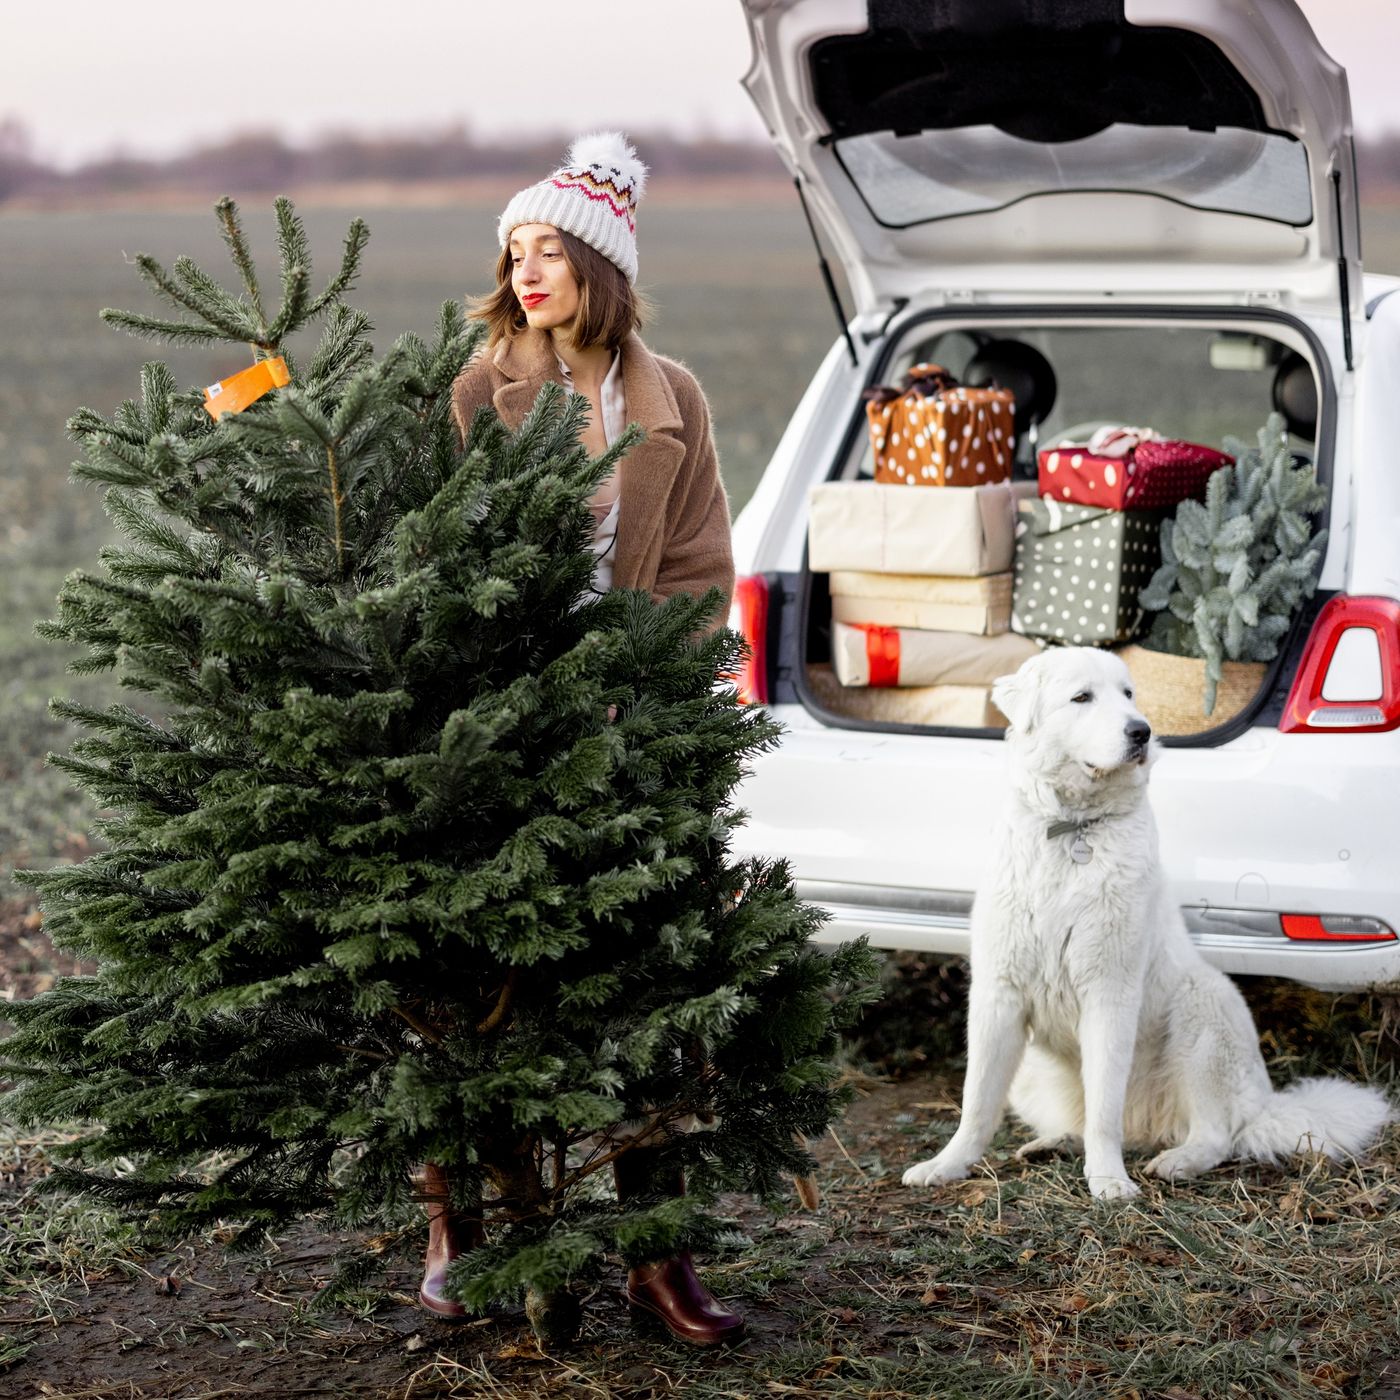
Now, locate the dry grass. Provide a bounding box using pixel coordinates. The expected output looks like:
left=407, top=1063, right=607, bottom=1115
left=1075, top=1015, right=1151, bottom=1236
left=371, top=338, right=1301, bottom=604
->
left=4, top=987, right=1400, bottom=1398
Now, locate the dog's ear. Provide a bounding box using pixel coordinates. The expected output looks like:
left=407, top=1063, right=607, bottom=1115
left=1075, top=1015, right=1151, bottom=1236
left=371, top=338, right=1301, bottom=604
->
left=992, top=659, right=1040, bottom=732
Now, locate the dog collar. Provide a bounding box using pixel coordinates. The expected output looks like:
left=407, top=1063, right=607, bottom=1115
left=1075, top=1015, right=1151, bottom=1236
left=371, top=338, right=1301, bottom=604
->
left=1047, top=818, right=1098, bottom=864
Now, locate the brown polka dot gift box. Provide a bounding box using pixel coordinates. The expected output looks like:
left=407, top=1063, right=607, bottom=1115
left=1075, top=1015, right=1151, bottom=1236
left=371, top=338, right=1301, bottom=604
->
left=865, top=363, right=1014, bottom=487
left=1036, top=424, right=1233, bottom=511
left=1010, top=497, right=1160, bottom=645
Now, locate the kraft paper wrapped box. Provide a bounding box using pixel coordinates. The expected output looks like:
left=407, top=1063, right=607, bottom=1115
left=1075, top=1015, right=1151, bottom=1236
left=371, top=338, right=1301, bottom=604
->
left=1011, top=498, right=1160, bottom=644
left=829, top=569, right=1013, bottom=635
left=831, top=620, right=1041, bottom=688
left=807, top=481, right=1017, bottom=577
left=806, top=663, right=1005, bottom=728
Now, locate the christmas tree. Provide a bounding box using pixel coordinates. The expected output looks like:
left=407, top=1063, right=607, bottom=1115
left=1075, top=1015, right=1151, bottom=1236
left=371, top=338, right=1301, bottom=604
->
left=1, top=200, right=874, bottom=1338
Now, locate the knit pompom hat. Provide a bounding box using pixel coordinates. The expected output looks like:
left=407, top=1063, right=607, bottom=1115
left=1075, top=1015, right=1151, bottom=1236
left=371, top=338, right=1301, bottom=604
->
left=497, top=132, right=648, bottom=284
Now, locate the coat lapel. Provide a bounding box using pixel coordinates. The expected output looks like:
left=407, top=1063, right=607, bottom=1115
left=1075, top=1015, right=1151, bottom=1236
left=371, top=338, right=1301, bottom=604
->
left=489, top=330, right=559, bottom=428
left=612, top=332, right=685, bottom=592
left=489, top=329, right=687, bottom=595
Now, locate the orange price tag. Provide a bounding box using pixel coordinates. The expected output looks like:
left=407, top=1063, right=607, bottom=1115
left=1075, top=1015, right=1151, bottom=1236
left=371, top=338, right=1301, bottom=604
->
left=203, top=356, right=290, bottom=420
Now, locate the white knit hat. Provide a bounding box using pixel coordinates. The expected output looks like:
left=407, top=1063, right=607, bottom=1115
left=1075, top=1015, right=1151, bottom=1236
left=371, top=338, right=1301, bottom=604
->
left=497, top=132, right=648, bottom=284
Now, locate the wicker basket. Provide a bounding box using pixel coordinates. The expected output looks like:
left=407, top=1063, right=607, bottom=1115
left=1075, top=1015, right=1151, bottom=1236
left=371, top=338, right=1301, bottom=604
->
left=1116, top=644, right=1267, bottom=736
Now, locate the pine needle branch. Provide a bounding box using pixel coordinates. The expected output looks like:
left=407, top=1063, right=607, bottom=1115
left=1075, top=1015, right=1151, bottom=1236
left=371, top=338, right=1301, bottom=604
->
left=215, top=196, right=267, bottom=327
left=130, top=253, right=256, bottom=343
left=306, top=218, right=370, bottom=318
left=171, top=256, right=260, bottom=346
left=99, top=309, right=227, bottom=346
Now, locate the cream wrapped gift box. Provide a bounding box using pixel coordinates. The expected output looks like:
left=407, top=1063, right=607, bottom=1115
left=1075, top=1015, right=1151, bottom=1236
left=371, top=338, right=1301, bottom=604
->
left=832, top=620, right=1040, bottom=687
left=806, top=663, right=1003, bottom=728
left=807, top=481, right=1016, bottom=577
left=829, top=570, right=1013, bottom=635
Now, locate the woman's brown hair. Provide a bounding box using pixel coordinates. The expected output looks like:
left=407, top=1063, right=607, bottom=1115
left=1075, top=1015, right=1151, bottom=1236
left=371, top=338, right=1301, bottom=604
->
left=472, top=228, right=647, bottom=350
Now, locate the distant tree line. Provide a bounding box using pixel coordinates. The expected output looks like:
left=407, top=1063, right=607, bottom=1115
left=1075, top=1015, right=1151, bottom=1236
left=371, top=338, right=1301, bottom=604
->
left=5, top=119, right=1400, bottom=206
left=0, top=120, right=784, bottom=204
left=1354, top=134, right=1400, bottom=193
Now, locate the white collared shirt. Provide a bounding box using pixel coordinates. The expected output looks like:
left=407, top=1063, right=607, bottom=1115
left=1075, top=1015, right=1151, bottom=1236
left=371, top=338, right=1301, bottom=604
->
left=556, top=351, right=625, bottom=594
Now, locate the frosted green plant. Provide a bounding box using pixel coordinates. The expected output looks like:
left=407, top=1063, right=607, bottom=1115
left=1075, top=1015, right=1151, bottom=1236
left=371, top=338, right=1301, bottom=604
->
left=1139, top=412, right=1327, bottom=716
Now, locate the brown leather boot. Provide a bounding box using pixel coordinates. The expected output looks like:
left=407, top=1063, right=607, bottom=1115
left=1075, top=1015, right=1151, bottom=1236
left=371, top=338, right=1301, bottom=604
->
left=625, top=1252, right=746, bottom=1347
left=614, top=1149, right=746, bottom=1347
left=416, top=1162, right=483, bottom=1320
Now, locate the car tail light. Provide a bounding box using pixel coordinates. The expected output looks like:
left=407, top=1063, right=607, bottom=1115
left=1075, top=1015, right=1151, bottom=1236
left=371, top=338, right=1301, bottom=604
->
left=1279, top=595, right=1400, bottom=733
left=1280, top=914, right=1396, bottom=942
left=729, top=574, right=770, bottom=705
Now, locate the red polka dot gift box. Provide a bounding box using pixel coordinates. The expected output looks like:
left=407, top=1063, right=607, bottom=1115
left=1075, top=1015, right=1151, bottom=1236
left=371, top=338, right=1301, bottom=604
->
left=1011, top=497, right=1161, bottom=646
left=1036, top=425, right=1233, bottom=511
left=865, top=363, right=1015, bottom=488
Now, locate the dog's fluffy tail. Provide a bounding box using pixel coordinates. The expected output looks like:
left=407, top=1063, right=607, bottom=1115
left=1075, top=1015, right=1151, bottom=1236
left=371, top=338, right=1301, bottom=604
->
left=1234, top=1077, right=1391, bottom=1165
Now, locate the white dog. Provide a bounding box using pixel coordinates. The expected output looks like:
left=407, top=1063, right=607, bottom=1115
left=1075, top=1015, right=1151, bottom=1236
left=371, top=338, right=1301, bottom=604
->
left=902, top=647, right=1389, bottom=1200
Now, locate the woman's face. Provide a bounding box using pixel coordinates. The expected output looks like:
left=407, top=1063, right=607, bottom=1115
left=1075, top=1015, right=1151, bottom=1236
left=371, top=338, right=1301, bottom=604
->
left=509, top=223, right=580, bottom=334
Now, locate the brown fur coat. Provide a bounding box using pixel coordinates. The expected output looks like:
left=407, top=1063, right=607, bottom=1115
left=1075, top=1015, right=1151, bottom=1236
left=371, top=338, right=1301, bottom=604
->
left=450, top=327, right=734, bottom=618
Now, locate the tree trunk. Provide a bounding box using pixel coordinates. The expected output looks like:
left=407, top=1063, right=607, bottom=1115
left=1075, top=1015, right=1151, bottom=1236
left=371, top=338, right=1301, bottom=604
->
left=524, top=1283, right=582, bottom=1347
left=490, top=1143, right=581, bottom=1346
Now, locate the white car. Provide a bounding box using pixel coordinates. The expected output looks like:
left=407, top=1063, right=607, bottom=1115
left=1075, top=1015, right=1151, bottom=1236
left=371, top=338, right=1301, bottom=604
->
left=728, top=0, right=1400, bottom=993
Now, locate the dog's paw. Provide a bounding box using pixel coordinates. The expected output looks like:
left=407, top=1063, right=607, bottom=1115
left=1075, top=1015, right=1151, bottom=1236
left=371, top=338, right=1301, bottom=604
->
left=902, top=1154, right=970, bottom=1188
left=1145, top=1146, right=1209, bottom=1180
left=1015, top=1134, right=1076, bottom=1162
left=1088, top=1174, right=1140, bottom=1202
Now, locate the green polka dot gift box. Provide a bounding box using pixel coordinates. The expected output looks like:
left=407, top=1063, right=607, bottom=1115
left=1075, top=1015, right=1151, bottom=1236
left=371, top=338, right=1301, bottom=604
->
left=1010, top=498, right=1160, bottom=645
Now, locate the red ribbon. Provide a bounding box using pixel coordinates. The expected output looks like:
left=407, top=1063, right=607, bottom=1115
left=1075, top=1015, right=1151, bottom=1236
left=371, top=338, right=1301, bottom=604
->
left=851, top=622, right=901, bottom=686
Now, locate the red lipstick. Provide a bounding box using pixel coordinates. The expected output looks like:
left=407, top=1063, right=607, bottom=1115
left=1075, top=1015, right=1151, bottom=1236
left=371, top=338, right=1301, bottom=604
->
left=521, top=293, right=548, bottom=308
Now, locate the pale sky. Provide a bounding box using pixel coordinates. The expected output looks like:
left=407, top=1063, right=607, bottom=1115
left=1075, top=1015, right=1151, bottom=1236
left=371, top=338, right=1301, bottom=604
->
left=5, top=0, right=1400, bottom=168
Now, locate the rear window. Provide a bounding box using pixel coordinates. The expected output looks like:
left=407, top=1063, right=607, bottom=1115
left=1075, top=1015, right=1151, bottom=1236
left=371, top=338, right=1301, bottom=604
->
left=875, top=323, right=1316, bottom=467
left=834, top=124, right=1312, bottom=229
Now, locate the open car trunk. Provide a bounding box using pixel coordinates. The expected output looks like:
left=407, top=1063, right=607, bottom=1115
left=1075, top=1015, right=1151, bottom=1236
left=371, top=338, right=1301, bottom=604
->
left=740, top=0, right=1360, bottom=314
left=795, top=306, right=1333, bottom=742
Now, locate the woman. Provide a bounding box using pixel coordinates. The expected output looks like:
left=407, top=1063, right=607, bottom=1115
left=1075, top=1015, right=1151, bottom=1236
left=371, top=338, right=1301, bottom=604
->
left=419, top=133, right=740, bottom=1347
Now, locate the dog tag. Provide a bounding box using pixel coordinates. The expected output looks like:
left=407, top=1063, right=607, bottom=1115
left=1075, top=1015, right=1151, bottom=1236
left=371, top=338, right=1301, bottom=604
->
left=1069, top=835, right=1093, bottom=864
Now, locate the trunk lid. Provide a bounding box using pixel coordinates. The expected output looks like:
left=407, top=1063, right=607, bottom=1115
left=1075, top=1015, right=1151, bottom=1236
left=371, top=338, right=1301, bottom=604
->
left=740, top=0, right=1359, bottom=313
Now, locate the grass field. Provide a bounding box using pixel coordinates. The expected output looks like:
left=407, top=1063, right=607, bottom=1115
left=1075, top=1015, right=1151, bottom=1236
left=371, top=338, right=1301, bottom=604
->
left=5, top=192, right=1400, bottom=1398
left=5, top=192, right=1400, bottom=884
left=0, top=193, right=839, bottom=888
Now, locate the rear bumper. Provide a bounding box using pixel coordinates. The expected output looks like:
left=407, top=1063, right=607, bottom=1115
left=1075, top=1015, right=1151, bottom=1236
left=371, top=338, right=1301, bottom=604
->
left=798, top=879, right=1400, bottom=993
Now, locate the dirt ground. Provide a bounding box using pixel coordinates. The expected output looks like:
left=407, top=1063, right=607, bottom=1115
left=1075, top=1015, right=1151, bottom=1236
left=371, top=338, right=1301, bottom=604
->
left=6, top=908, right=1400, bottom=1399
left=1, top=1074, right=949, bottom=1399
left=7, top=1073, right=1400, bottom=1399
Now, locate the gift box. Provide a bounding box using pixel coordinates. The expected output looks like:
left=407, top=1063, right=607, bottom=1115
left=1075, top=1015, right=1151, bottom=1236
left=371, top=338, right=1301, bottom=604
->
left=1037, top=425, right=1233, bottom=511
left=830, top=570, right=1013, bottom=635
left=832, top=620, right=1041, bottom=688
left=806, top=663, right=1004, bottom=728
left=865, top=363, right=1014, bottom=487
left=1011, top=498, right=1160, bottom=644
left=807, top=481, right=1016, bottom=577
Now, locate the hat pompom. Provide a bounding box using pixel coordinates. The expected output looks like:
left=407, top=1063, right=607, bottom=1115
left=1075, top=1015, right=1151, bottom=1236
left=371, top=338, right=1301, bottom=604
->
left=566, top=131, right=648, bottom=199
